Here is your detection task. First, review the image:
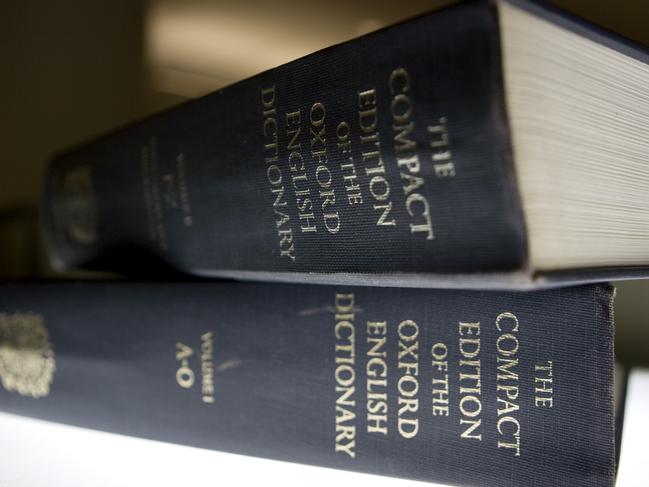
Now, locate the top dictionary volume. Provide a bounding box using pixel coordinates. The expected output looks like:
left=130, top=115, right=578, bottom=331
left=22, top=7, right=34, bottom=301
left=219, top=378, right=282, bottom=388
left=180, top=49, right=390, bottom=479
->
left=43, top=0, right=649, bottom=289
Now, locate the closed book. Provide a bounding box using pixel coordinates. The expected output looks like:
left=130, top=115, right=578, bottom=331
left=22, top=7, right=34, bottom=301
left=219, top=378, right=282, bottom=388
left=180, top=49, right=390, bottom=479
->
left=0, top=281, right=615, bottom=486
left=43, top=0, right=649, bottom=288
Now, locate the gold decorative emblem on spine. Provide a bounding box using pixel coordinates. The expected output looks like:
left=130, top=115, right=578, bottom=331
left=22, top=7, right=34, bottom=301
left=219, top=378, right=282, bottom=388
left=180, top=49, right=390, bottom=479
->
left=62, top=164, right=98, bottom=245
left=0, top=312, right=55, bottom=398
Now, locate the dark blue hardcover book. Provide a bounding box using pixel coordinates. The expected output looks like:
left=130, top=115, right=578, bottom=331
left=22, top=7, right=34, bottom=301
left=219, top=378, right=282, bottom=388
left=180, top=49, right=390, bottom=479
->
left=0, top=281, right=615, bottom=486
left=43, top=0, right=649, bottom=288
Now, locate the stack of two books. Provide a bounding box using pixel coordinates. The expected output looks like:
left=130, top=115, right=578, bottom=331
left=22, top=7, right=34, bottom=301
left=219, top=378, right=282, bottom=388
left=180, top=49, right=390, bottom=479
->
left=2, top=1, right=648, bottom=486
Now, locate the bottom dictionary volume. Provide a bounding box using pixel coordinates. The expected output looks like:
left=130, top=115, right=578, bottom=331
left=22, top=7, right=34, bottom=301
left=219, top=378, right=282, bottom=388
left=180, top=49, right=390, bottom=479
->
left=0, top=282, right=616, bottom=487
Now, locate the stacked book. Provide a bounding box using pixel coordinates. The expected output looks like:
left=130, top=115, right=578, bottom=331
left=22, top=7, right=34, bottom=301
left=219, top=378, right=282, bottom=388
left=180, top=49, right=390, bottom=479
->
left=2, top=0, right=648, bottom=485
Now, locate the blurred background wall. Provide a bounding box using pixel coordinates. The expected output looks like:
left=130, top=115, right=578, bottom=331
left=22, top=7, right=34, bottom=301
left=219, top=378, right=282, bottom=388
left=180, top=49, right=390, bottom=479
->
left=0, top=0, right=648, bottom=363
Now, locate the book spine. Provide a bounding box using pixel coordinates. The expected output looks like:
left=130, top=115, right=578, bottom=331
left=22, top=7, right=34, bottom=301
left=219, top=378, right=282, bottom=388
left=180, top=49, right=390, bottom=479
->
left=0, top=282, right=615, bottom=487
left=43, top=0, right=527, bottom=280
